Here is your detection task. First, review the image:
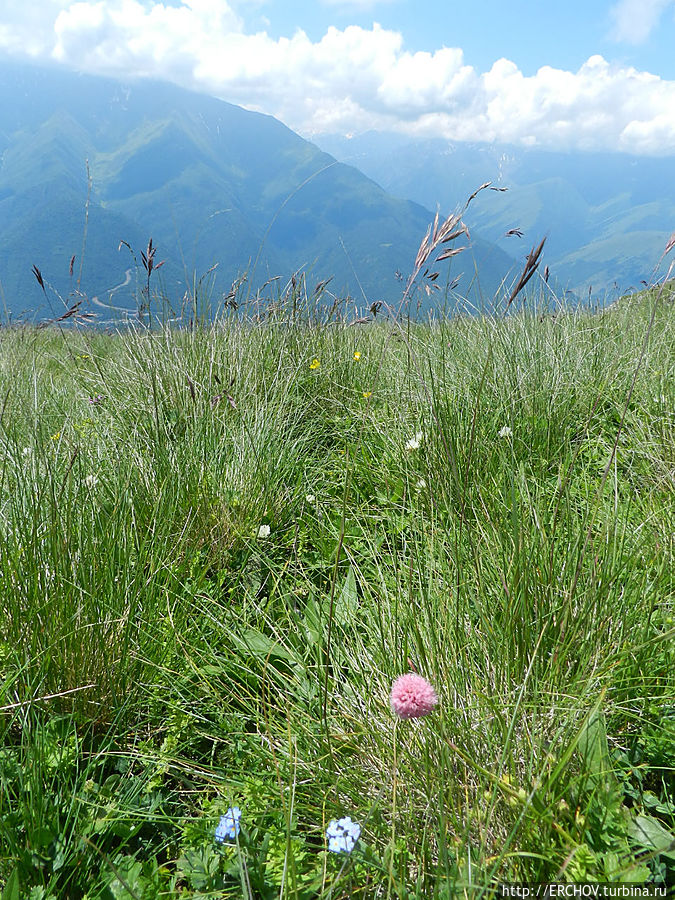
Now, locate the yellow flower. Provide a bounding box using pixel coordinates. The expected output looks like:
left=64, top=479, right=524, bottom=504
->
left=362, top=390, right=372, bottom=399
left=353, top=351, right=361, bottom=361
left=309, top=358, right=320, bottom=370
left=51, top=431, right=61, bottom=441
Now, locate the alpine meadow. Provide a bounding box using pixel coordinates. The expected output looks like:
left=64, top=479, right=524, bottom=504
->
left=0, top=55, right=674, bottom=900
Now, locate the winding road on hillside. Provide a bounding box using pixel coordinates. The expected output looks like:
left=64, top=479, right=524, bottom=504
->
left=90, top=267, right=134, bottom=312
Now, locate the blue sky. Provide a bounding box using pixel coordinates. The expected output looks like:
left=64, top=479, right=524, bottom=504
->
left=2, top=0, right=675, bottom=154
left=255, top=0, right=672, bottom=77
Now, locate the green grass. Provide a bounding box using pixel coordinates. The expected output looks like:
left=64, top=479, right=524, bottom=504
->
left=0, top=290, right=673, bottom=898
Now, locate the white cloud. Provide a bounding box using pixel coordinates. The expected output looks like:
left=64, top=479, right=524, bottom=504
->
left=609, top=0, right=675, bottom=44
left=51, top=0, right=244, bottom=76
left=3, top=2, right=675, bottom=154
left=0, top=0, right=68, bottom=55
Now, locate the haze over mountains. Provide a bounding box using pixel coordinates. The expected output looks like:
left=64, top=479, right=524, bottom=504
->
left=316, top=131, right=675, bottom=298
left=2, top=59, right=669, bottom=325
left=0, top=62, right=515, bottom=323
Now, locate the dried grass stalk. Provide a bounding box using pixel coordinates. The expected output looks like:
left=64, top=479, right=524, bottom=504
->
left=506, top=237, right=547, bottom=308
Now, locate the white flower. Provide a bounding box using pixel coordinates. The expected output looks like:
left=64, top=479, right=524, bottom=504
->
left=84, top=474, right=99, bottom=488
left=405, top=431, right=423, bottom=451
left=498, top=426, right=513, bottom=439
left=305, top=494, right=316, bottom=503
left=257, top=524, right=271, bottom=539
left=21, top=447, right=32, bottom=458
left=416, top=478, right=427, bottom=490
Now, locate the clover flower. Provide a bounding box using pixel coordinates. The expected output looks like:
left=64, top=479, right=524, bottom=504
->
left=498, top=426, right=513, bottom=439
left=390, top=673, right=438, bottom=719
left=326, top=816, right=361, bottom=854
left=84, top=474, right=99, bottom=488
left=215, top=806, right=242, bottom=843
left=257, top=524, right=271, bottom=539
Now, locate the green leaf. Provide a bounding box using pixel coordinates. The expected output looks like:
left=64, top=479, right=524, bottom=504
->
left=2, top=869, right=20, bottom=900
left=177, top=847, right=222, bottom=890
left=105, top=857, right=146, bottom=899
left=29, top=826, right=57, bottom=849
left=643, top=791, right=675, bottom=816
left=237, top=628, right=295, bottom=663
left=628, top=814, right=675, bottom=860
left=302, top=598, right=322, bottom=645
left=334, top=565, right=358, bottom=627
left=578, top=708, right=610, bottom=776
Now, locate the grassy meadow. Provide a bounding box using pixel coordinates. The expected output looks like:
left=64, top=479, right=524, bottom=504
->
left=0, top=276, right=674, bottom=897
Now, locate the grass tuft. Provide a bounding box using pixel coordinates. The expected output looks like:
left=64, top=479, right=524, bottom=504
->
left=0, top=263, right=673, bottom=896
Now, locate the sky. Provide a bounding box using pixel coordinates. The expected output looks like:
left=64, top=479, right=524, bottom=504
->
left=2, top=0, right=675, bottom=154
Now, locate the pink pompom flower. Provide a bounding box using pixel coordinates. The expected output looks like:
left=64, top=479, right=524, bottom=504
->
left=390, top=674, right=438, bottom=719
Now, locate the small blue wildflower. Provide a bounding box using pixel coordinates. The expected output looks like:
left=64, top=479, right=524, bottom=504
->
left=88, top=394, right=105, bottom=405
left=326, top=816, right=361, bottom=854
left=215, top=806, right=242, bottom=843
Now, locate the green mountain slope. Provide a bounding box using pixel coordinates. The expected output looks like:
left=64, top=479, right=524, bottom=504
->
left=316, top=131, right=675, bottom=297
left=0, top=63, right=514, bottom=321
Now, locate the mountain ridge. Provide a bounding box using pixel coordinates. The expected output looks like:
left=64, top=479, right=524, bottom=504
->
left=0, top=61, right=518, bottom=322
left=314, top=130, right=675, bottom=296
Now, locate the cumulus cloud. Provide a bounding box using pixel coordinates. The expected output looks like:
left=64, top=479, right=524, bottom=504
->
left=609, top=0, right=675, bottom=44
left=2, top=1, right=675, bottom=154
left=51, top=0, right=244, bottom=77
left=0, top=0, right=70, bottom=55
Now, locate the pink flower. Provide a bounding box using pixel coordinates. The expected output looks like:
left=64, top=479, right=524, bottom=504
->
left=390, top=674, right=438, bottom=719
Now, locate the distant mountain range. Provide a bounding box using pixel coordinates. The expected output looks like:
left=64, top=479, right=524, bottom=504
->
left=314, top=131, right=675, bottom=299
left=0, top=62, right=516, bottom=323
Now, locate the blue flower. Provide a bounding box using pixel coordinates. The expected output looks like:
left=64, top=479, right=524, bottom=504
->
left=326, top=816, right=361, bottom=854
left=215, top=806, right=242, bottom=842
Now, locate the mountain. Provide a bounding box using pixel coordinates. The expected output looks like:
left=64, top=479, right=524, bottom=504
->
left=314, top=131, right=675, bottom=298
left=0, top=63, right=515, bottom=323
